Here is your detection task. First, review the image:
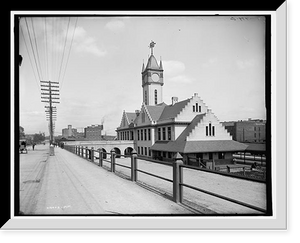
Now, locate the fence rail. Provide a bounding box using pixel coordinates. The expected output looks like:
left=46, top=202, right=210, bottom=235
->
left=62, top=144, right=267, bottom=214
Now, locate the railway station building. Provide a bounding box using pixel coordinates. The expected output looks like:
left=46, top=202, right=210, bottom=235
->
left=116, top=42, right=247, bottom=164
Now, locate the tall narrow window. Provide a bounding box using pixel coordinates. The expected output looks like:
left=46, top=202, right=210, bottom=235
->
left=162, top=127, right=166, bottom=140
left=144, top=129, right=147, bottom=141
left=193, top=105, right=195, bottom=112
left=141, top=129, right=143, bottom=140
left=154, top=89, right=157, bottom=104
left=137, top=130, right=140, bottom=140
left=196, top=103, right=198, bottom=112
left=167, top=127, right=171, bottom=140
left=212, top=126, right=215, bottom=136
left=199, top=106, right=201, bottom=112
left=148, top=129, right=151, bottom=140
left=158, top=128, right=161, bottom=140
left=209, top=123, right=212, bottom=136
left=144, top=91, right=147, bottom=105
left=206, top=126, right=209, bottom=136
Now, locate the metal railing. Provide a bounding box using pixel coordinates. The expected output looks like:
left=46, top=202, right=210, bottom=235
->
left=62, top=144, right=267, bottom=214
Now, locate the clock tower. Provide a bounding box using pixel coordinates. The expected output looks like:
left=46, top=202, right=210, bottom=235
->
left=141, top=41, right=164, bottom=106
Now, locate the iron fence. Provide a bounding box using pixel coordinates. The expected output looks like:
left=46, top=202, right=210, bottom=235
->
left=62, top=144, right=267, bottom=214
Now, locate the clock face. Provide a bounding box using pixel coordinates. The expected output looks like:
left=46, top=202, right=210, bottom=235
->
left=151, top=73, right=159, bottom=82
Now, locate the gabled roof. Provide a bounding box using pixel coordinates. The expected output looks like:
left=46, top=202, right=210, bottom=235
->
left=158, top=98, right=190, bottom=121
left=126, top=112, right=137, bottom=124
left=145, top=104, right=166, bottom=122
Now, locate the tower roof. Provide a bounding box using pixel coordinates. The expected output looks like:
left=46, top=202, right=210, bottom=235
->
left=145, top=55, right=160, bottom=70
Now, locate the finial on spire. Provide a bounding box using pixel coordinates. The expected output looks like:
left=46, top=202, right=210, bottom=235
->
left=159, top=56, right=163, bottom=70
left=149, top=40, right=156, bottom=55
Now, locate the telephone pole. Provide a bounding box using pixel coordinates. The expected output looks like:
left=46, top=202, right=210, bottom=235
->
left=41, top=81, right=60, bottom=144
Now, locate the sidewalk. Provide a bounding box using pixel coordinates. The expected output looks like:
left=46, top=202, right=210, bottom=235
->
left=22, top=146, right=194, bottom=215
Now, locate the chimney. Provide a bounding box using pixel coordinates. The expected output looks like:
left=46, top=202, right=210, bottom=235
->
left=172, top=97, right=178, bottom=105
left=135, top=110, right=140, bottom=116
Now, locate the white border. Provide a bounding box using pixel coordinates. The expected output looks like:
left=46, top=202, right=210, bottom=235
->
left=5, top=5, right=287, bottom=230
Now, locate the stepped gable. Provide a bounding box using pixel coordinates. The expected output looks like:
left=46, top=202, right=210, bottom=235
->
left=151, top=113, right=248, bottom=153
left=175, top=114, right=206, bottom=143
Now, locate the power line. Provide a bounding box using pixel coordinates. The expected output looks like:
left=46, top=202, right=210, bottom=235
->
left=58, top=17, right=71, bottom=83
left=30, top=18, right=44, bottom=80
left=20, top=23, right=40, bottom=90
left=24, top=18, right=42, bottom=81
left=61, top=17, right=78, bottom=89
left=44, top=18, right=49, bottom=80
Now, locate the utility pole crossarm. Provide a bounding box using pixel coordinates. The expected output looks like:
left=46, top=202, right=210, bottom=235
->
left=40, top=80, right=60, bottom=144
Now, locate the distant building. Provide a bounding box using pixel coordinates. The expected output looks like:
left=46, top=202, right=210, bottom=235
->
left=62, top=125, right=77, bottom=138
left=84, top=125, right=103, bottom=140
left=222, top=119, right=266, bottom=143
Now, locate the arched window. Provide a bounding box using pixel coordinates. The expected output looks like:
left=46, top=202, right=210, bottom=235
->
left=154, top=89, right=157, bottom=104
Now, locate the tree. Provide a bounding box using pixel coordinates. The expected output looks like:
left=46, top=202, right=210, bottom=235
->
left=33, top=132, right=45, bottom=144
left=19, top=126, right=25, bottom=139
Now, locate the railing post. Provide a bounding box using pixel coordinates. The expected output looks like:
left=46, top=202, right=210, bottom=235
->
left=111, top=149, right=116, bottom=172
left=98, top=148, right=103, bottom=167
left=91, top=147, right=94, bottom=162
left=85, top=146, right=89, bottom=159
left=131, top=149, right=137, bottom=182
left=81, top=146, right=84, bottom=157
left=173, top=152, right=184, bottom=203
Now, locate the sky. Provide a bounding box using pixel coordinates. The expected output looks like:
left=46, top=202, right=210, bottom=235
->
left=18, top=15, right=266, bottom=136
